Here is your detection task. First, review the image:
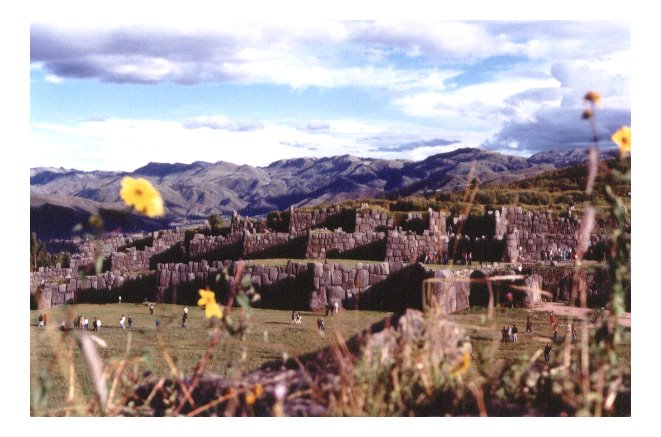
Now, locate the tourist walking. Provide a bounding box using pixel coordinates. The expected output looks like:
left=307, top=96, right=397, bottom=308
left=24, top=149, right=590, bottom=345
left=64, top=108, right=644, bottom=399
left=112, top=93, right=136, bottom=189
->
left=127, top=315, right=133, bottom=329
left=149, top=303, right=154, bottom=315
left=96, top=318, right=102, bottom=332
left=38, top=314, right=44, bottom=328
left=155, top=319, right=161, bottom=331
left=119, top=314, right=126, bottom=329
left=525, top=316, right=533, bottom=333
left=553, top=322, right=559, bottom=342
left=511, top=324, right=518, bottom=343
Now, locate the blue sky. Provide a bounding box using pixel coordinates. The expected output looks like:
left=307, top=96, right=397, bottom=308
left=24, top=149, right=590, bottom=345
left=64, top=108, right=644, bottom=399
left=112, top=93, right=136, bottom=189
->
left=29, top=13, right=631, bottom=171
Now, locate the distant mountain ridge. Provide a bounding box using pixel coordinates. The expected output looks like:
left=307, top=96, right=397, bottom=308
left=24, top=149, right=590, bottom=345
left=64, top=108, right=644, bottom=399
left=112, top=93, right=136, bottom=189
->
left=30, top=147, right=619, bottom=238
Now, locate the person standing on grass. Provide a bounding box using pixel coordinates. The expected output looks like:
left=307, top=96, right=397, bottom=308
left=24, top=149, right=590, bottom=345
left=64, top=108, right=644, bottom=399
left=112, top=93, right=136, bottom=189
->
left=127, top=315, right=133, bottom=329
left=571, top=324, right=577, bottom=342
left=526, top=316, right=533, bottom=333
left=553, top=322, right=559, bottom=342
left=181, top=313, right=187, bottom=328
left=149, top=304, right=154, bottom=315
left=512, top=324, right=519, bottom=343
left=544, top=343, right=552, bottom=363
left=120, top=314, right=126, bottom=329
left=119, top=295, right=122, bottom=304
left=155, top=319, right=161, bottom=331
left=38, top=314, right=44, bottom=328
left=501, top=326, right=509, bottom=342
left=43, top=313, right=48, bottom=326
left=96, top=318, right=102, bottom=332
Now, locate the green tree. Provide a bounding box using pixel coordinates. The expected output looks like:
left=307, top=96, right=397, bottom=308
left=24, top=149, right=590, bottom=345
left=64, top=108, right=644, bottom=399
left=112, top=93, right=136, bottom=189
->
left=208, top=213, right=225, bottom=231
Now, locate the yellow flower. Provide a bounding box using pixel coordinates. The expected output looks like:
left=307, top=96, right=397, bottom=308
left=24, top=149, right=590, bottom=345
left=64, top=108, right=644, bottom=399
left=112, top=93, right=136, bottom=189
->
left=205, top=302, right=223, bottom=319
left=452, top=351, right=472, bottom=376
left=584, top=91, right=602, bottom=105
left=611, top=126, right=631, bottom=157
left=197, top=289, right=216, bottom=307
left=253, top=383, right=264, bottom=397
left=119, top=176, right=164, bottom=218
left=245, top=391, right=257, bottom=406
left=197, top=289, right=223, bottom=319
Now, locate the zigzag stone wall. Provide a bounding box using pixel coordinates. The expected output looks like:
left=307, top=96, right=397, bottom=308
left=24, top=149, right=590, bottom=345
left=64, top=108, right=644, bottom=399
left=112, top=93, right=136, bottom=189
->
left=155, top=259, right=472, bottom=313
left=288, top=205, right=345, bottom=236
left=305, top=230, right=385, bottom=259
left=385, top=230, right=449, bottom=263
left=30, top=267, right=154, bottom=308
left=495, top=207, right=608, bottom=262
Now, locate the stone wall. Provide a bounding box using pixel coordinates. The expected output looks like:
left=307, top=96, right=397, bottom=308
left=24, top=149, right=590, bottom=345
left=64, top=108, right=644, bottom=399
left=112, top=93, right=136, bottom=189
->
left=243, top=232, right=291, bottom=256
left=109, top=247, right=158, bottom=273
left=385, top=230, right=449, bottom=263
left=188, top=233, right=244, bottom=258
left=305, top=229, right=385, bottom=259
left=155, top=259, right=473, bottom=314
left=495, top=207, right=608, bottom=262
left=230, top=211, right=268, bottom=235
left=288, top=205, right=345, bottom=236
left=30, top=267, right=154, bottom=308
left=355, top=209, right=394, bottom=233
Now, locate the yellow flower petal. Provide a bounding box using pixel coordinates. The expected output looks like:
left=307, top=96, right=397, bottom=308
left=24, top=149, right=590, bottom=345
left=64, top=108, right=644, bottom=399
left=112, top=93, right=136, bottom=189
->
left=452, top=351, right=472, bottom=376
left=611, top=126, right=631, bottom=157
left=253, top=383, right=264, bottom=397
left=205, top=302, right=223, bottom=319
left=245, top=391, right=256, bottom=406
left=197, top=289, right=216, bottom=307
left=119, top=176, right=165, bottom=217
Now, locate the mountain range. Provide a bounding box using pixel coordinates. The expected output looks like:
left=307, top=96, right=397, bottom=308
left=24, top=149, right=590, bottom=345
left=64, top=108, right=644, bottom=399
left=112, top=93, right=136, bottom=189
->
left=30, top=147, right=618, bottom=239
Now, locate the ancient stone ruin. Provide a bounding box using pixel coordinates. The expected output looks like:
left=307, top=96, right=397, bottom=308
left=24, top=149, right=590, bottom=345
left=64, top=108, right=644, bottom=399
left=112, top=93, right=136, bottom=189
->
left=31, top=204, right=611, bottom=311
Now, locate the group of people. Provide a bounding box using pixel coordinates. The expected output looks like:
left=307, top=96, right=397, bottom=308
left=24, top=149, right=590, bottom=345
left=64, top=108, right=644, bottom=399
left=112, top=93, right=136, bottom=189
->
left=541, top=247, right=576, bottom=264
left=324, top=302, right=339, bottom=316
left=500, top=324, right=520, bottom=342
left=291, top=311, right=302, bottom=325
left=37, top=313, right=48, bottom=328
left=119, top=314, right=134, bottom=329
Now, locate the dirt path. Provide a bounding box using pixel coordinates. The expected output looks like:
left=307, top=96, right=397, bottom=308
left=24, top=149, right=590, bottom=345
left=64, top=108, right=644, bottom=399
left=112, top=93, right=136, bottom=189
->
left=531, top=302, right=631, bottom=328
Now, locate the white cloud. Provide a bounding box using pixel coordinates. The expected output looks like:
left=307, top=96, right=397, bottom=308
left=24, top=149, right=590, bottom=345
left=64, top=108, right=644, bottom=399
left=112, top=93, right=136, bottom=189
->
left=30, top=116, right=488, bottom=170
left=395, top=75, right=561, bottom=125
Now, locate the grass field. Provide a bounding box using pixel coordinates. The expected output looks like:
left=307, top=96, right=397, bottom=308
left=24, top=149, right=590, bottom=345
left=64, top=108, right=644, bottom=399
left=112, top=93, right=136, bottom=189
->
left=30, top=303, right=391, bottom=413
left=446, top=306, right=631, bottom=371
left=30, top=303, right=631, bottom=415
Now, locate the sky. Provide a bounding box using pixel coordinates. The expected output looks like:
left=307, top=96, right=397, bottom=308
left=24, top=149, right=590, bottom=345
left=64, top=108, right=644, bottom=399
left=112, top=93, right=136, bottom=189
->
left=28, top=13, right=631, bottom=172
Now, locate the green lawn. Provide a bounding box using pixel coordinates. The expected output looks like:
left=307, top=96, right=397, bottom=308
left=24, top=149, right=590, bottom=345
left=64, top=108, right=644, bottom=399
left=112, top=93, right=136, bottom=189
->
left=30, top=303, right=391, bottom=413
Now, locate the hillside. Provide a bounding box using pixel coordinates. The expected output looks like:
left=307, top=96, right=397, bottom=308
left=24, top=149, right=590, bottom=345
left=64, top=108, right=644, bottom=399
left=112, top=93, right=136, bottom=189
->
left=30, top=147, right=620, bottom=239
